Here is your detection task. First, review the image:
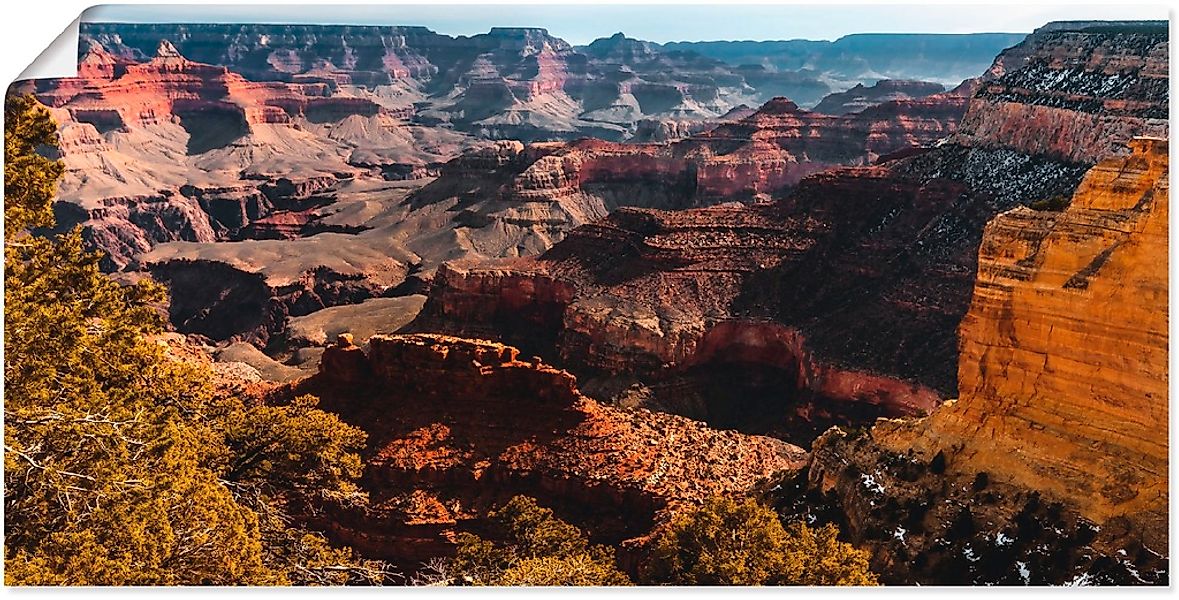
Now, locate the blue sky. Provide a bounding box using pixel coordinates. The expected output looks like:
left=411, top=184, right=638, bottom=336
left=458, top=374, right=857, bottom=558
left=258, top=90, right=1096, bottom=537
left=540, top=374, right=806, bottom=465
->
left=83, top=4, right=1169, bottom=44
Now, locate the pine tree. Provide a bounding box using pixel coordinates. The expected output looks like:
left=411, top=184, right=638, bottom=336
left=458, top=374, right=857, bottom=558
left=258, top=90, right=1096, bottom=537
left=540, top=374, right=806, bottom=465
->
left=642, top=495, right=878, bottom=586
left=4, top=94, right=383, bottom=585
left=446, top=496, right=631, bottom=586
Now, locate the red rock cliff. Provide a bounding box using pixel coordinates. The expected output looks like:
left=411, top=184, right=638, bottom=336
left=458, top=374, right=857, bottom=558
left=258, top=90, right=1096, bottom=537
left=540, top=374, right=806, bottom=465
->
left=292, top=334, right=807, bottom=567
left=500, top=93, right=968, bottom=206
left=954, top=26, right=1167, bottom=163
left=414, top=173, right=979, bottom=442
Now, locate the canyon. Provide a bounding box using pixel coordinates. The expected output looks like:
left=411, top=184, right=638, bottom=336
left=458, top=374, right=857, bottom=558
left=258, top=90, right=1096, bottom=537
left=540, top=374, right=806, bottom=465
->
left=109, top=23, right=1162, bottom=364
left=79, top=23, right=1025, bottom=115
left=16, top=23, right=982, bottom=338
left=388, top=24, right=1167, bottom=582
left=24, top=39, right=476, bottom=270
left=9, top=17, right=1170, bottom=586
left=27, top=64, right=974, bottom=348
left=914, top=137, right=1169, bottom=534
left=410, top=22, right=1165, bottom=438
left=132, top=85, right=971, bottom=353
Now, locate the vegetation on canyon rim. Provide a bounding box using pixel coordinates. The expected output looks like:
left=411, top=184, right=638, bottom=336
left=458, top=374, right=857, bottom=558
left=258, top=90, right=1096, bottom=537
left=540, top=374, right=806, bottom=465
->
left=442, top=495, right=631, bottom=586
left=435, top=495, right=876, bottom=586
left=644, top=496, right=877, bottom=586
left=3, top=95, right=874, bottom=586
left=3, top=95, right=383, bottom=585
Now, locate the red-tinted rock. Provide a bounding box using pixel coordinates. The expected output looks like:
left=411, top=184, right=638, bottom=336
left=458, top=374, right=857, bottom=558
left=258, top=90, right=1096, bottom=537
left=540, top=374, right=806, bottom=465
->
left=812, top=79, right=947, bottom=115
left=785, top=136, right=1170, bottom=586
left=954, top=24, right=1167, bottom=163
left=410, top=24, right=1163, bottom=445
left=288, top=334, right=806, bottom=569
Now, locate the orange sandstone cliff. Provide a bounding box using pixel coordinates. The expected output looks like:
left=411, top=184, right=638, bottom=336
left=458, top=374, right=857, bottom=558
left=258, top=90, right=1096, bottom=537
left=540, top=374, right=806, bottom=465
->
left=793, top=137, right=1168, bottom=585
left=877, top=136, right=1168, bottom=539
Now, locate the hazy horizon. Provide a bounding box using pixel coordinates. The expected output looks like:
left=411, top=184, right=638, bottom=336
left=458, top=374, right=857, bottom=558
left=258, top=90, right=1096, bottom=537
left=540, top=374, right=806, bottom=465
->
left=82, top=4, right=1168, bottom=45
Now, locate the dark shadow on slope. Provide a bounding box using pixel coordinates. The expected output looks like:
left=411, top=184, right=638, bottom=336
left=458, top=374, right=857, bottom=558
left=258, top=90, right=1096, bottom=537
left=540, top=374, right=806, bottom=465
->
left=175, top=104, right=250, bottom=155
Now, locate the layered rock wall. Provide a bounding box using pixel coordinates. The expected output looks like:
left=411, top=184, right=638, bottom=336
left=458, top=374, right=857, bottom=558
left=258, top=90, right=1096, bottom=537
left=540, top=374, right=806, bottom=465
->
left=413, top=23, right=1163, bottom=445
left=955, top=27, right=1168, bottom=163
left=786, top=136, right=1170, bottom=585
left=812, top=79, right=946, bottom=115
left=876, top=137, right=1169, bottom=541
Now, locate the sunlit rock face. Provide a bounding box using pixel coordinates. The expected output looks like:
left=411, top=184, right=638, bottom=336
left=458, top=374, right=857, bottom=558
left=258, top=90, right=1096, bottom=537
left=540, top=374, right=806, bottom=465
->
left=783, top=32, right=1169, bottom=586
left=792, top=137, right=1168, bottom=586
left=288, top=333, right=805, bottom=570
left=879, top=136, right=1169, bottom=539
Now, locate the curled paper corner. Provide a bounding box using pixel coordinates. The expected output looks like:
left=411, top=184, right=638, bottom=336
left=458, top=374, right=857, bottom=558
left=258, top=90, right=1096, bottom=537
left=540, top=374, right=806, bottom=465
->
left=16, top=15, right=82, bottom=82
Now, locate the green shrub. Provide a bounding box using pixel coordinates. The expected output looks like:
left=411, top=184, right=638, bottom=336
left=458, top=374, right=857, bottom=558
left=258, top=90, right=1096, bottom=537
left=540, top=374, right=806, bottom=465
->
left=447, top=496, right=631, bottom=586
left=643, top=496, right=878, bottom=586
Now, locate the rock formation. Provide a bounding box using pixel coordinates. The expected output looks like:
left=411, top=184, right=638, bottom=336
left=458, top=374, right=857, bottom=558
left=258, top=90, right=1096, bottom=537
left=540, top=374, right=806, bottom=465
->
left=412, top=167, right=978, bottom=441
left=411, top=22, right=1164, bottom=445
left=10, top=16, right=1170, bottom=587
left=72, top=23, right=1033, bottom=138
left=662, top=33, right=1028, bottom=89
left=131, top=86, right=967, bottom=349
left=22, top=40, right=475, bottom=270
left=414, top=90, right=971, bottom=222
left=882, top=136, right=1168, bottom=536
left=287, top=334, right=806, bottom=569
left=790, top=136, right=1169, bottom=585
left=629, top=105, right=758, bottom=143
left=955, top=22, right=1168, bottom=163
left=77, top=24, right=797, bottom=140
left=812, top=79, right=946, bottom=115
left=18, top=23, right=974, bottom=285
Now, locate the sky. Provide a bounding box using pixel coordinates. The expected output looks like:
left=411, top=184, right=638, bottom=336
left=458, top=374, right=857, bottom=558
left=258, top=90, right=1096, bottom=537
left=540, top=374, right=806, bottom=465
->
left=82, top=3, right=1170, bottom=45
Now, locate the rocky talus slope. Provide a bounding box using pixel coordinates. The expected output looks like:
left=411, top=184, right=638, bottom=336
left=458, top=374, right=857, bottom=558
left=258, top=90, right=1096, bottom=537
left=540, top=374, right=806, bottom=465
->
left=786, top=136, right=1168, bottom=585
left=284, top=334, right=805, bottom=569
